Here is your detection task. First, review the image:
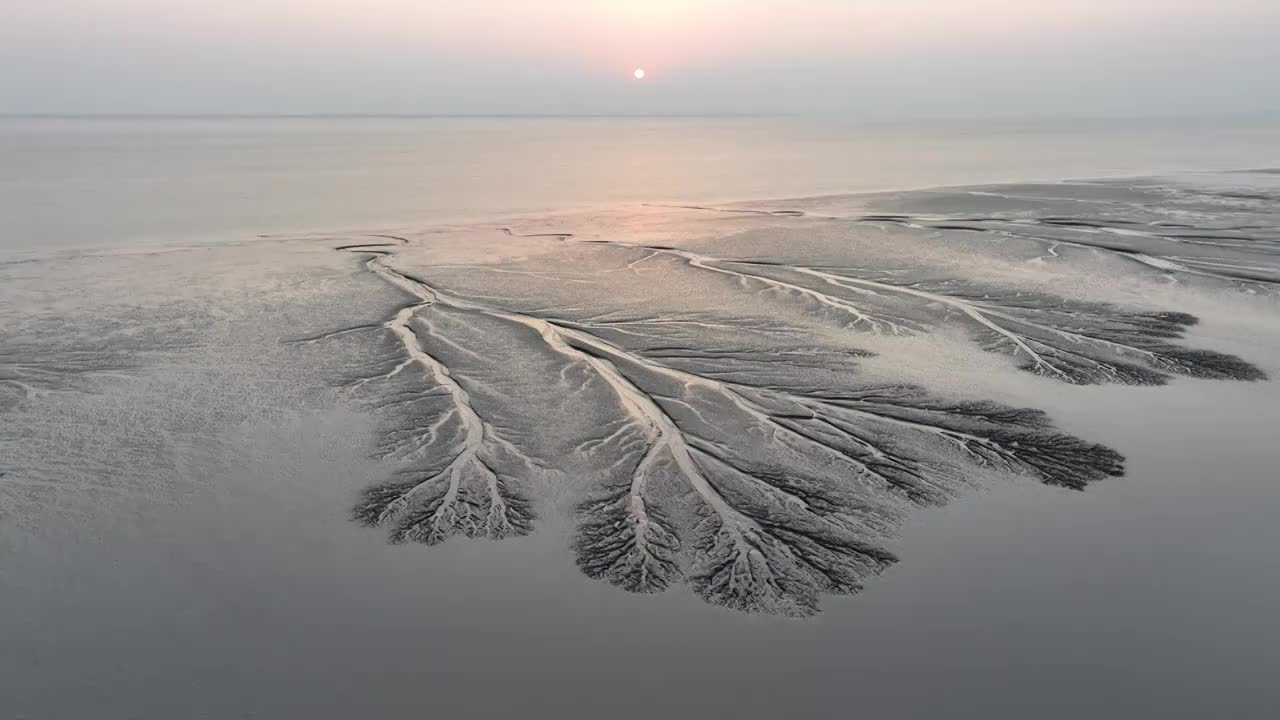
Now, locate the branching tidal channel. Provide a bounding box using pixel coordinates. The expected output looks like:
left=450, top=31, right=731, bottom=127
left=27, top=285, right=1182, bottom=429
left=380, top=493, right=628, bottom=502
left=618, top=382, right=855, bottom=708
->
left=313, top=229, right=1262, bottom=617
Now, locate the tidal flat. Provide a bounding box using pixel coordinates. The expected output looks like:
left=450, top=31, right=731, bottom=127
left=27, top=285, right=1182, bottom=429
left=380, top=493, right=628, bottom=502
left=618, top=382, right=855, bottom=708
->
left=3, top=172, right=1279, bottom=717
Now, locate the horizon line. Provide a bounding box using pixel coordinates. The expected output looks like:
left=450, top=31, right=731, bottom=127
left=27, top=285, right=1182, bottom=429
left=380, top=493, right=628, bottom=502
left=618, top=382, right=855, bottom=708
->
left=3, top=110, right=1279, bottom=123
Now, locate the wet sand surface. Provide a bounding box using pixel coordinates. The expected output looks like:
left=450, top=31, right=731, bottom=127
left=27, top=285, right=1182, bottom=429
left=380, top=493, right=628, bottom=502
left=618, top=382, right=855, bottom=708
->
left=3, top=172, right=1279, bottom=718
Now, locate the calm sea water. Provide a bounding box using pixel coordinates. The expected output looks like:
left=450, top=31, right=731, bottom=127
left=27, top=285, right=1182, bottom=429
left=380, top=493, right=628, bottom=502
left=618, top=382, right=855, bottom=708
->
left=3, top=115, right=1279, bottom=253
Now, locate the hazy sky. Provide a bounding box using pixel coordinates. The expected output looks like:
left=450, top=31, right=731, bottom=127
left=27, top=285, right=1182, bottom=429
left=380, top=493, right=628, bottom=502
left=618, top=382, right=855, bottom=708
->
left=2, top=0, right=1277, bottom=116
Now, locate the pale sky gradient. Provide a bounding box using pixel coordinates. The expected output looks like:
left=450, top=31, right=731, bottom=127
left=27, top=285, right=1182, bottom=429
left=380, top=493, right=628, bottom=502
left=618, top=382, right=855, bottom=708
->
left=2, top=0, right=1278, bottom=116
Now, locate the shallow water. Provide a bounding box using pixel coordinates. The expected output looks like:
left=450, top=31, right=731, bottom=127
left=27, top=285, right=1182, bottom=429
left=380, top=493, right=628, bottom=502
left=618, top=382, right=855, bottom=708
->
left=3, top=120, right=1280, bottom=718
left=4, top=115, right=1280, bottom=253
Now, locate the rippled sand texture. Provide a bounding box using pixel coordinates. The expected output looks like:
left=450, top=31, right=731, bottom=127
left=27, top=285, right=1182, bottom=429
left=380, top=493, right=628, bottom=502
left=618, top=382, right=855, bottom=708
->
left=287, top=172, right=1276, bottom=616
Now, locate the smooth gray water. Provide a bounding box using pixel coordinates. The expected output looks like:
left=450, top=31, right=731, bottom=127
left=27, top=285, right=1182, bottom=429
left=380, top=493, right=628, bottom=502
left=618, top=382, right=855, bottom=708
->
left=4, top=115, right=1280, bottom=253
left=3, top=118, right=1280, bottom=719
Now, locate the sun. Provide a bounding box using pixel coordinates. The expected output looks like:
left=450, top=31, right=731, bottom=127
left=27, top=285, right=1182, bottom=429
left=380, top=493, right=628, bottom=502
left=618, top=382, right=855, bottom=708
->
left=633, top=68, right=646, bottom=80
